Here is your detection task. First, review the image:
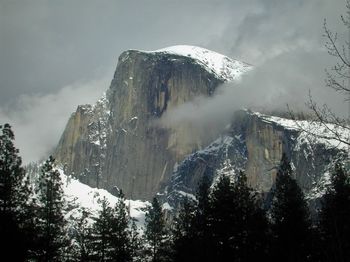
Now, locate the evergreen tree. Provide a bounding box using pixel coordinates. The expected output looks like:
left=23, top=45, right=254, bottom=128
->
left=171, top=175, right=214, bottom=262
left=270, top=153, right=312, bottom=262
left=209, top=174, right=235, bottom=260
left=320, top=161, right=350, bottom=262
left=91, top=196, right=115, bottom=261
left=71, top=207, right=95, bottom=261
left=191, top=174, right=213, bottom=262
left=231, top=171, right=268, bottom=261
left=196, top=174, right=211, bottom=223
left=144, top=197, right=170, bottom=262
left=35, top=156, right=67, bottom=261
left=91, top=194, right=134, bottom=262
left=129, top=218, right=142, bottom=262
left=0, top=123, right=34, bottom=260
left=110, top=191, right=133, bottom=262
left=209, top=172, right=268, bottom=261
left=172, top=197, right=196, bottom=262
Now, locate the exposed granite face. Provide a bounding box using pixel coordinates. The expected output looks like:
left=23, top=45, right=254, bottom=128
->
left=244, top=113, right=295, bottom=192
left=243, top=113, right=346, bottom=194
left=54, top=96, right=110, bottom=189
left=55, top=50, right=222, bottom=200
left=54, top=48, right=346, bottom=203
left=163, top=110, right=347, bottom=209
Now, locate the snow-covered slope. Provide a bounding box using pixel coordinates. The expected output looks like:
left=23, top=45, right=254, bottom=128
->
left=144, top=45, right=252, bottom=81
left=59, top=169, right=149, bottom=227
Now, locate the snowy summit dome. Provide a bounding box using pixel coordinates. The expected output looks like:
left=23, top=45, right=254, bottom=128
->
left=144, top=45, right=252, bottom=81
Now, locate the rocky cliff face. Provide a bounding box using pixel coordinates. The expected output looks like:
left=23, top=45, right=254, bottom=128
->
left=54, top=45, right=347, bottom=202
left=163, top=110, right=347, bottom=209
left=54, top=46, right=250, bottom=200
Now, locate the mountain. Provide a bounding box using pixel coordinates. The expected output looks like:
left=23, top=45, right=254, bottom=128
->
left=54, top=45, right=251, bottom=200
left=53, top=45, right=348, bottom=203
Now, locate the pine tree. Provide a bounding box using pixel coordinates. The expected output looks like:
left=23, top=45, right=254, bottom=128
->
left=181, top=175, right=213, bottom=262
left=91, top=196, right=115, bottom=261
left=196, top=174, right=211, bottom=223
left=209, top=172, right=268, bottom=261
left=35, top=156, right=67, bottom=261
left=129, top=218, right=142, bottom=262
left=270, top=153, right=312, bottom=262
left=209, top=174, right=235, bottom=260
left=91, top=194, right=134, bottom=262
left=144, top=197, right=170, bottom=262
left=320, top=161, right=350, bottom=262
left=71, top=207, right=94, bottom=261
left=0, top=123, right=34, bottom=260
left=110, top=191, right=133, bottom=262
left=171, top=175, right=214, bottom=262
left=172, top=197, right=196, bottom=262
left=231, top=171, right=268, bottom=261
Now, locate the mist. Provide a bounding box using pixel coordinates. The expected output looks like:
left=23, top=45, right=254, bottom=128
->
left=158, top=0, right=347, bottom=138
left=159, top=48, right=348, bottom=137
left=0, top=75, right=110, bottom=164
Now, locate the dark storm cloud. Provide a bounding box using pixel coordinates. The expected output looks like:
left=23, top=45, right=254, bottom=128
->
left=0, top=0, right=347, bottom=163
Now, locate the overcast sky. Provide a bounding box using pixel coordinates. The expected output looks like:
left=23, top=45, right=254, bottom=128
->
left=0, top=0, right=347, bottom=163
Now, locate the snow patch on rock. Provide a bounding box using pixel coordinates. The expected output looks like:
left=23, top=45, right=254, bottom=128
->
left=142, top=45, right=252, bottom=81
left=252, top=111, right=349, bottom=151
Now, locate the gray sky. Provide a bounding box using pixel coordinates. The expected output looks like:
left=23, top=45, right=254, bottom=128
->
left=0, top=0, right=347, bottom=163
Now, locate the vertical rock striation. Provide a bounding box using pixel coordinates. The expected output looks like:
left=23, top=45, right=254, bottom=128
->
left=55, top=46, right=250, bottom=200
left=163, top=110, right=348, bottom=209
left=54, top=45, right=348, bottom=204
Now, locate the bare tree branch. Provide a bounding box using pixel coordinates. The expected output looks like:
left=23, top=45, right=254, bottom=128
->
left=323, top=19, right=350, bottom=68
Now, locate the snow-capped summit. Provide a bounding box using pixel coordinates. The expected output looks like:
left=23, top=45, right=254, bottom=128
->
left=145, top=45, right=252, bottom=81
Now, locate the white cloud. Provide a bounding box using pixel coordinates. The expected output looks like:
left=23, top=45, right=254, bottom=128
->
left=159, top=49, right=347, bottom=137
left=0, top=76, right=110, bottom=164
left=159, top=0, right=348, bottom=135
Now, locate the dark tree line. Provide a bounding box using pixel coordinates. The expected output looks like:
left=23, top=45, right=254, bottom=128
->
left=1, top=123, right=350, bottom=261
left=171, top=153, right=350, bottom=262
